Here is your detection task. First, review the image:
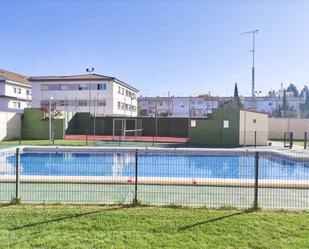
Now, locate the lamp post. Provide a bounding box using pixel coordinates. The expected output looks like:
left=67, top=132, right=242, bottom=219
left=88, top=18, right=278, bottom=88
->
left=49, top=96, right=54, bottom=145
left=86, top=67, right=94, bottom=114
left=255, top=90, right=262, bottom=110
left=86, top=67, right=94, bottom=137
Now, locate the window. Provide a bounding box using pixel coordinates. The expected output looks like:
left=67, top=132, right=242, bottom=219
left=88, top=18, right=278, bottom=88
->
left=198, top=101, right=203, bottom=105
left=13, top=102, right=21, bottom=108
left=126, top=90, right=129, bottom=96
left=118, top=102, right=125, bottom=110
left=26, top=90, right=30, bottom=95
left=98, top=100, right=106, bottom=106
left=269, top=103, right=273, bottom=106
left=97, top=84, right=106, bottom=90
left=41, top=85, right=49, bottom=91
left=79, top=84, right=88, bottom=90
left=13, top=87, right=21, bottom=94
left=190, top=120, right=197, bottom=128
left=78, top=100, right=88, bottom=106
left=60, top=84, right=69, bottom=90
left=253, top=119, right=257, bottom=123
left=118, top=86, right=121, bottom=93
left=59, top=100, right=68, bottom=106
left=223, top=120, right=229, bottom=128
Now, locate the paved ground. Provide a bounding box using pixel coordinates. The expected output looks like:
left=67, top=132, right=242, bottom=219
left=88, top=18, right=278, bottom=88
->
left=65, top=134, right=188, bottom=143
left=1, top=142, right=309, bottom=210
left=1, top=183, right=308, bottom=210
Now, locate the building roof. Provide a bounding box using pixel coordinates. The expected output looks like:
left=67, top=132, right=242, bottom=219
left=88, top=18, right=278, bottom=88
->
left=29, top=73, right=139, bottom=92
left=0, top=69, right=30, bottom=86
left=29, top=73, right=114, bottom=81
left=240, top=108, right=269, bottom=115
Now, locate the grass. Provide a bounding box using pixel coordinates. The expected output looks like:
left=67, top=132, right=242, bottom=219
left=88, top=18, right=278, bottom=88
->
left=0, top=205, right=309, bottom=249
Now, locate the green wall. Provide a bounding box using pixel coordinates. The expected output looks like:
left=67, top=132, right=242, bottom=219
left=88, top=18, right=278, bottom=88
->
left=22, top=108, right=65, bottom=140
left=188, top=108, right=240, bottom=145
left=66, top=113, right=189, bottom=137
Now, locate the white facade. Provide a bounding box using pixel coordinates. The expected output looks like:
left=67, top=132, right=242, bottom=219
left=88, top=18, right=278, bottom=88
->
left=30, top=74, right=138, bottom=117
left=243, top=97, right=302, bottom=116
left=139, top=97, right=219, bottom=118
left=0, top=111, right=21, bottom=140
left=0, top=69, right=31, bottom=113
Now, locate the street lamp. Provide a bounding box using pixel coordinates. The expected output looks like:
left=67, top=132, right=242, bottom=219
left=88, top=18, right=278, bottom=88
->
left=255, top=90, right=262, bottom=97
left=255, top=90, right=262, bottom=110
left=86, top=67, right=94, bottom=114
left=49, top=96, right=54, bottom=145
left=86, top=67, right=94, bottom=138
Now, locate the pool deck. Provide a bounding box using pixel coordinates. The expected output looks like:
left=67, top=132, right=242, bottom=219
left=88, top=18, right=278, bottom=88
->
left=1, top=175, right=309, bottom=188
left=1, top=145, right=309, bottom=209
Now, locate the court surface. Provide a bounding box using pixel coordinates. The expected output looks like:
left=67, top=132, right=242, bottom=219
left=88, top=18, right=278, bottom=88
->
left=64, top=134, right=188, bottom=143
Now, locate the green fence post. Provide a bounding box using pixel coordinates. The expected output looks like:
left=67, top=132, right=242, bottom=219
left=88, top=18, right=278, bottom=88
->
left=133, top=149, right=138, bottom=205
left=15, top=148, right=20, bottom=200
left=254, top=151, right=259, bottom=209
left=86, top=129, right=88, bottom=146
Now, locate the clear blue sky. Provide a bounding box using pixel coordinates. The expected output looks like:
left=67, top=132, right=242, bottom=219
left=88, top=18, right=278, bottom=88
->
left=1, top=0, right=309, bottom=97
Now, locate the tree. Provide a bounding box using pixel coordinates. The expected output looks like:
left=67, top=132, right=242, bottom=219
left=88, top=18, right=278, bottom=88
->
left=233, top=83, right=242, bottom=108
left=286, top=83, right=299, bottom=97
left=300, top=85, right=309, bottom=98
left=198, top=94, right=210, bottom=98
left=272, top=109, right=282, bottom=118
left=40, top=100, right=62, bottom=121
left=282, top=89, right=288, bottom=117
left=300, top=89, right=309, bottom=118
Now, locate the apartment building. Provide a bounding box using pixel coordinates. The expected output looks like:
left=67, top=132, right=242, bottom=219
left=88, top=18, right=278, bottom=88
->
left=243, top=96, right=302, bottom=116
left=139, top=96, right=219, bottom=118
left=30, top=74, right=139, bottom=116
left=0, top=69, right=31, bottom=113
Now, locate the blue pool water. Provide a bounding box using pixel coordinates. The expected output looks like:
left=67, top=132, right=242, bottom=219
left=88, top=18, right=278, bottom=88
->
left=2, top=152, right=309, bottom=180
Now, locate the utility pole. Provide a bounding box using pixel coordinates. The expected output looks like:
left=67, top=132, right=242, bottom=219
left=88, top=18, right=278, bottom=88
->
left=241, top=29, right=259, bottom=99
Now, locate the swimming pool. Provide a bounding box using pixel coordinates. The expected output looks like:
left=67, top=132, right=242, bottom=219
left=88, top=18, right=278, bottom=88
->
left=2, top=148, right=309, bottom=181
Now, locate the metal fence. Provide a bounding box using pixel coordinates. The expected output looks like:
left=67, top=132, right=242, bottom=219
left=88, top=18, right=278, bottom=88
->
left=0, top=147, right=309, bottom=210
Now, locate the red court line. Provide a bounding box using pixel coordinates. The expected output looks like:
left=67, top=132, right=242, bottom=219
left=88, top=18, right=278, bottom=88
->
left=64, top=135, right=188, bottom=143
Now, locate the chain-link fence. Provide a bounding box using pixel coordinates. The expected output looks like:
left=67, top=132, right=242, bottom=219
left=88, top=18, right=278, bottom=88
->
left=1, top=147, right=308, bottom=209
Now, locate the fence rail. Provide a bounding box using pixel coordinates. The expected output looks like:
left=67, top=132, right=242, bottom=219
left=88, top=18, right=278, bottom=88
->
left=0, top=147, right=308, bottom=209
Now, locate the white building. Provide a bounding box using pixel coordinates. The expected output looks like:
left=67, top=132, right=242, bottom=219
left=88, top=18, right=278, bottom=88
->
left=0, top=69, right=31, bottom=113
left=30, top=74, right=139, bottom=117
left=243, top=96, right=302, bottom=116
left=139, top=96, right=219, bottom=118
